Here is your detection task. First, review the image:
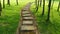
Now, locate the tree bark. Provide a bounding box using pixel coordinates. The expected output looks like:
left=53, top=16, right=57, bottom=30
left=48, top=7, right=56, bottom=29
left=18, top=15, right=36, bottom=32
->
left=57, top=2, right=60, bottom=12
left=36, top=0, right=39, bottom=12
left=38, top=0, right=39, bottom=6
left=16, top=0, right=18, bottom=5
left=35, top=0, right=38, bottom=12
left=47, top=0, right=52, bottom=21
left=51, top=0, right=54, bottom=7
left=42, top=0, right=45, bottom=16
left=7, top=0, right=10, bottom=5
left=40, top=0, right=42, bottom=7
left=0, top=0, right=2, bottom=16
left=3, top=0, right=5, bottom=8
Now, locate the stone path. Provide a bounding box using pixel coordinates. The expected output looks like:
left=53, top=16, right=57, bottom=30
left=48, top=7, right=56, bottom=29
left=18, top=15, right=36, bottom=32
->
left=16, top=2, right=40, bottom=34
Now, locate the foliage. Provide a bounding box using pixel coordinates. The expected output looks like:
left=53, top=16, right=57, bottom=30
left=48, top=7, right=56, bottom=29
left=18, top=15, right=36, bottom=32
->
left=0, top=0, right=35, bottom=34
left=30, top=1, right=60, bottom=34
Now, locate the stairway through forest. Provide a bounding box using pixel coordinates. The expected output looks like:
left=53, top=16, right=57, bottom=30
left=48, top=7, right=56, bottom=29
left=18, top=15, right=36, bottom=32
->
left=16, top=2, right=40, bottom=34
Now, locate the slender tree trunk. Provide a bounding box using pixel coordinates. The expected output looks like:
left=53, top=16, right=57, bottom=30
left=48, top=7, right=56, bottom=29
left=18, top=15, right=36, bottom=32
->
left=51, top=0, right=54, bottom=7
left=38, top=0, right=39, bottom=6
left=36, top=5, right=38, bottom=12
left=3, top=0, right=5, bottom=8
left=57, top=2, right=60, bottom=12
left=0, top=0, right=2, bottom=16
left=42, top=0, right=45, bottom=16
left=16, top=0, right=18, bottom=5
left=7, top=0, right=10, bottom=5
left=35, top=0, right=38, bottom=12
left=40, top=0, right=42, bottom=7
left=47, top=0, right=52, bottom=21
left=36, top=0, right=39, bottom=12
left=35, top=0, right=37, bottom=8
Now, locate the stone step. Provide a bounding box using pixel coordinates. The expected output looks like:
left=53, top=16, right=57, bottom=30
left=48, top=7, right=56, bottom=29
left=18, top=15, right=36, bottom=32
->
left=22, top=8, right=29, bottom=11
left=22, top=14, right=31, bottom=17
left=22, top=11, right=30, bottom=14
left=20, top=31, right=35, bottom=34
left=22, top=21, right=33, bottom=25
left=20, top=25, right=36, bottom=31
left=23, top=17, right=33, bottom=20
left=24, top=7, right=29, bottom=9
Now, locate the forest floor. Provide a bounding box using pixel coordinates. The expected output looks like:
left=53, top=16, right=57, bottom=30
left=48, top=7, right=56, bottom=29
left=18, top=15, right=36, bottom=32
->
left=0, top=0, right=60, bottom=34
left=16, top=2, right=40, bottom=34
left=0, top=0, right=34, bottom=34
left=30, top=1, right=60, bottom=34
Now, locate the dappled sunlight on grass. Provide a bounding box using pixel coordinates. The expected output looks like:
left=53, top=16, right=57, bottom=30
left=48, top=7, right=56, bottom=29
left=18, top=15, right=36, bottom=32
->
left=30, top=1, right=60, bottom=34
left=0, top=0, right=35, bottom=34
left=0, top=5, right=20, bottom=34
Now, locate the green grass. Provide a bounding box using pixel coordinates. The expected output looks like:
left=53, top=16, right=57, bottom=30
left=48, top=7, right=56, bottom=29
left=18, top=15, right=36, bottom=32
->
left=31, top=1, right=60, bottom=34
left=0, top=5, right=20, bottom=34
left=0, top=0, right=60, bottom=34
left=0, top=0, right=34, bottom=34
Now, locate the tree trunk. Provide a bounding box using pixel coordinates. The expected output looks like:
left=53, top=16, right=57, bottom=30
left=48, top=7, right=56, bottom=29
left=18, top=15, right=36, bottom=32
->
left=47, top=0, right=52, bottom=21
left=42, top=0, right=45, bottom=16
left=36, top=0, right=39, bottom=12
left=36, top=5, right=38, bottom=12
left=57, top=2, right=60, bottom=12
left=38, top=0, right=39, bottom=7
left=40, top=0, right=42, bottom=7
left=51, top=0, right=54, bottom=7
left=35, top=0, right=37, bottom=8
left=35, top=0, right=38, bottom=12
left=7, top=0, right=10, bottom=5
left=3, top=0, right=5, bottom=8
left=16, top=0, right=18, bottom=5
left=0, top=0, right=2, bottom=16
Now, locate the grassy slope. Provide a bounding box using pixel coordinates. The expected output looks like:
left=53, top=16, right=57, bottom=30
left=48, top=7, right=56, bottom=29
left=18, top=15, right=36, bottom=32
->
left=31, top=1, right=60, bottom=34
left=0, top=0, right=34, bottom=34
